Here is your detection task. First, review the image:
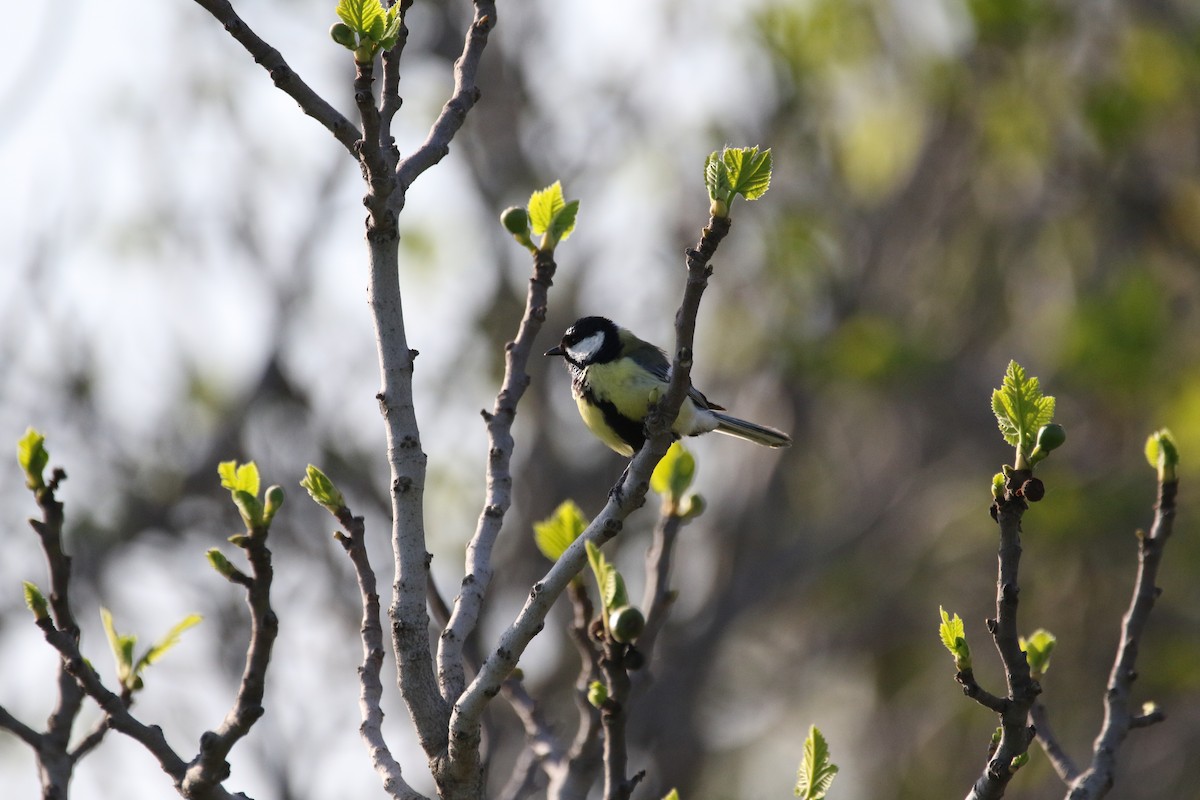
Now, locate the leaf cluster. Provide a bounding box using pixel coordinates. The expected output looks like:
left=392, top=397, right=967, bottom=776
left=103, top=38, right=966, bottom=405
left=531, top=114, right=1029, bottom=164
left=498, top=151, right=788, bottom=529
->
left=218, top=460, right=283, bottom=530
left=991, top=360, right=1056, bottom=470
left=330, top=0, right=403, bottom=63
left=705, top=146, right=773, bottom=217
left=501, top=181, right=579, bottom=253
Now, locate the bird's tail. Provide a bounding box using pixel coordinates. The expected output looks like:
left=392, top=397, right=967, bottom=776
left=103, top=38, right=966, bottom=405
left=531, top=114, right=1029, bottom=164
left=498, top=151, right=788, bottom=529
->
left=711, top=411, right=792, bottom=448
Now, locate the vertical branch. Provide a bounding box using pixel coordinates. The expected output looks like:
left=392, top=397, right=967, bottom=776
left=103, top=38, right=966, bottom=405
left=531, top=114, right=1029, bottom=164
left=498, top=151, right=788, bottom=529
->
left=353, top=46, right=452, bottom=758
left=598, top=641, right=639, bottom=800
left=332, top=507, right=428, bottom=800
left=1066, top=478, right=1178, bottom=799
left=184, top=519, right=280, bottom=795
left=439, top=248, right=558, bottom=701
left=965, top=489, right=1039, bottom=800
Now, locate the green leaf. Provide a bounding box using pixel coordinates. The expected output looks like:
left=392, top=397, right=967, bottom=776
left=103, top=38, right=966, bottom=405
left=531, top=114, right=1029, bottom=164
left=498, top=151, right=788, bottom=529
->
left=661, top=791, right=680, bottom=800
left=300, top=464, right=346, bottom=513
left=547, top=199, right=580, bottom=245
left=22, top=581, right=49, bottom=621
left=336, top=0, right=384, bottom=35
left=528, top=182, right=566, bottom=237
left=724, top=146, right=773, bottom=200
left=938, top=606, right=971, bottom=671
left=603, top=568, right=629, bottom=613
left=991, top=360, right=1055, bottom=467
left=705, top=151, right=733, bottom=210
left=17, top=428, right=49, bottom=490
left=1020, top=628, right=1057, bottom=679
left=533, top=500, right=589, bottom=562
left=135, top=614, right=202, bottom=673
left=232, top=489, right=264, bottom=530
left=651, top=442, right=696, bottom=507
left=1144, top=428, right=1179, bottom=481
left=795, top=725, right=839, bottom=800
left=218, top=460, right=260, bottom=496
left=206, top=548, right=243, bottom=582
left=100, top=608, right=136, bottom=688
left=585, top=540, right=627, bottom=614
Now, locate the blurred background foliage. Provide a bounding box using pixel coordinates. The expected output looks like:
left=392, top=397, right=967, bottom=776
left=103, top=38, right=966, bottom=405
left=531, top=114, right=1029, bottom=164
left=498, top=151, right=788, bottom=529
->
left=1, top=0, right=1199, bottom=798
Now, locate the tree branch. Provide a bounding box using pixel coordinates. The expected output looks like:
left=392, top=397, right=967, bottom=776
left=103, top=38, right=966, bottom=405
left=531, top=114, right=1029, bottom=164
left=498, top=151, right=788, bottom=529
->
left=189, top=0, right=361, bottom=153
left=965, top=487, right=1039, bottom=800
left=184, top=520, right=279, bottom=797
left=439, top=248, right=558, bottom=701
left=445, top=214, right=728, bottom=792
left=394, top=0, right=496, bottom=196
left=1030, top=701, right=1079, bottom=783
left=1065, top=479, right=1179, bottom=799
left=331, top=507, right=428, bottom=800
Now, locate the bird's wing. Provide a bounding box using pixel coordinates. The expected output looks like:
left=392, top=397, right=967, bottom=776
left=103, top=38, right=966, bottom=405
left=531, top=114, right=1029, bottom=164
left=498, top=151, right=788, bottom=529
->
left=629, top=339, right=725, bottom=411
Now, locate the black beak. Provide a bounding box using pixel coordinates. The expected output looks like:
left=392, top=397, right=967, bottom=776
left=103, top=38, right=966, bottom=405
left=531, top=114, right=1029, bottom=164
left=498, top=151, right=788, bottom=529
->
left=545, top=346, right=564, bottom=357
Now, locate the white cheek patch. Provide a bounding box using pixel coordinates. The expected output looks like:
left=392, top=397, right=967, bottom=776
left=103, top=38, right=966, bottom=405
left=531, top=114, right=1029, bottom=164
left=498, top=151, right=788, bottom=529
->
left=566, top=331, right=605, bottom=364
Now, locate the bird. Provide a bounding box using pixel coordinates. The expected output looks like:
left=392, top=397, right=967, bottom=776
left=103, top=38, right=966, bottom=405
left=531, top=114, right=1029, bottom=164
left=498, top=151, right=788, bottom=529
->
left=545, top=315, right=791, bottom=457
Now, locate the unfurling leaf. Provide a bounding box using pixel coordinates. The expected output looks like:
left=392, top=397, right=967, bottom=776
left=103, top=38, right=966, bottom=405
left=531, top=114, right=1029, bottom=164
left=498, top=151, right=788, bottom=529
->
left=651, top=441, right=696, bottom=512
left=533, top=500, right=588, bottom=562
left=1020, top=628, right=1057, bottom=680
left=1144, top=428, right=1179, bottom=482
left=938, top=606, right=972, bottom=671
left=100, top=608, right=136, bottom=689
left=17, top=428, right=49, bottom=491
left=22, top=581, right=49, bottom=621
left=206, top=548, right=243, bottom=582
left=795, top=725, right=839, bottom=800
left=336, top=0, right=384, bottom=35
left=135, top=614, right=203, bottom=673
left=300, top=464, right=345, bottom=513
left=218, top=460, right=260, bottom=496
left=706, top=146, right=774, bottom=216
left=991, top=361, right=1055, bottom=469
left=528, top=182, right=566, bottom=237
left=527, top=181, right=579, bottom=251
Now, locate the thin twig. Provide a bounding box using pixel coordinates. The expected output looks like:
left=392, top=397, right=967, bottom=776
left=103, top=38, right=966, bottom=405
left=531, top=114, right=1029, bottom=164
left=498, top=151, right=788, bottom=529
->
left=1030, top=702, right=1079, bottom=783
left=439, top=248, right=558, bottom=701
left=189, top=0, right=360, bottom=153
left=183, top=521, right=280, bottom=797
left=332, top=507, right=427, bottom=800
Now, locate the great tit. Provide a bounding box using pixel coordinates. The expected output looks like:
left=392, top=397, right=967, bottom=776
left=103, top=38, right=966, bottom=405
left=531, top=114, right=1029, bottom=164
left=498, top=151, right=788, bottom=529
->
left=545, top=316, right=792, bottom=457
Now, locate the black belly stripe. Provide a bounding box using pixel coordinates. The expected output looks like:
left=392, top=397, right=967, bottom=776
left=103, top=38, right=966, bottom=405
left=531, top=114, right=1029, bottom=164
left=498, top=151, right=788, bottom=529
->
left=582, top=385, right=646, bottom=452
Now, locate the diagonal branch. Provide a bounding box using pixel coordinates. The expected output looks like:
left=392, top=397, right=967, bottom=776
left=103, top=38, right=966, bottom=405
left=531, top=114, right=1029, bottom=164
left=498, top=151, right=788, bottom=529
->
left=394, top=0, right=496, bottom=196
left=438, top=248, right=558, bottom=702
left=189, top=0, right=361, bottom=153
